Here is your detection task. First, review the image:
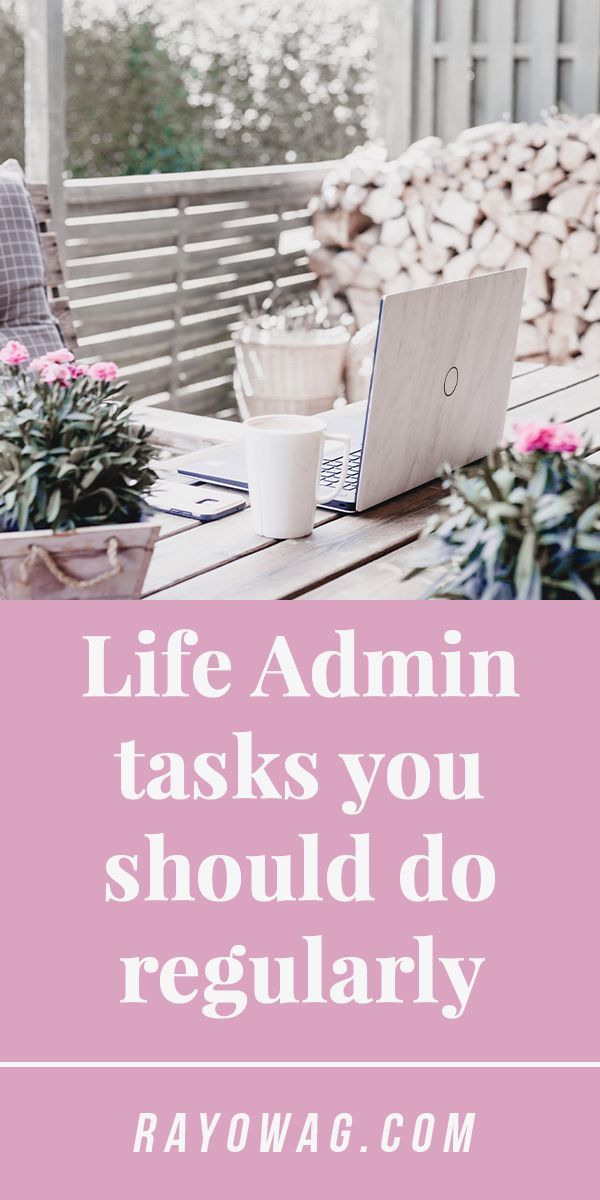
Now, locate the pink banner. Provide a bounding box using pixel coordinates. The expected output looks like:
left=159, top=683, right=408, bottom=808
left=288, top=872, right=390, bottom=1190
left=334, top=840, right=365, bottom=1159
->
left=1, top=602, right=597, bottom=1195
left=3, top=1066, right=597, bottom=1197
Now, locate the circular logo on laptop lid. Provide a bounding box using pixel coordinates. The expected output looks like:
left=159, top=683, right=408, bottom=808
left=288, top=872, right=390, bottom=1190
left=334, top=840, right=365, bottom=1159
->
left=444, top=366, right=459, bottom=397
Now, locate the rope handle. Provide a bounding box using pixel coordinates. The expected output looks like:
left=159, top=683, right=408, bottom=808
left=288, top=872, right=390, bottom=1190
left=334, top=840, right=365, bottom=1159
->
left=19, top=536, right=123, bottom=591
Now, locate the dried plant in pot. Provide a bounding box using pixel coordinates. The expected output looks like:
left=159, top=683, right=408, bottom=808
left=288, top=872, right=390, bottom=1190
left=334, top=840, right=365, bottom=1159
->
left=410, top=422, right=600, bottom=600
left=0, top=342, right=159, bottom=599
left=233, top=291, right=352, bottom=418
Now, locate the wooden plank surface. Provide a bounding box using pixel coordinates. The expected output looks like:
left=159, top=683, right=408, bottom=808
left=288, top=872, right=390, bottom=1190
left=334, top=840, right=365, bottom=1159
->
left=414, top=0, right=437, bottom=140
left=505, top=363, right=599, bottom=409
left=376, top=0, right=415, bottom=156
left=136, top=406, right=242, bottom=452
left=28, top=183, right=77, bottom=351
left=65, top=163, right=334, bottom=208
left=571, top=0, right=600, bottom=116
left=511, top=361, right=545, bottom=378
left=142, top=364, right=600, bottom=602
left=146, top=486, right=440, bottom=601
left=410, top=0, right=598, bottom=138
left=25, top=1, right=66, bottom=245
left=62, top=162, right=329, bottom=416
left=143, top=505, right=337, bottom=597
left=527, top=0, right=560, bottom=120
left=486, top=0, right=515, bottom=119
left=506, top=374, right=600, bottom=429
left=441, top=0, right=474, bottom=141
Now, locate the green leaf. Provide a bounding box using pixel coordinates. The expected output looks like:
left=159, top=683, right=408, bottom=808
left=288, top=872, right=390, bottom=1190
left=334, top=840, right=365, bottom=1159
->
left=17, top=495, right=30, bottom=531
left=576, top=532, right=600, bottom=554
left=527, top=461, right=548, bottom=500
left=515, top=530, right=538, bottom=599
left=527, top=563, right=542, bottom=599
left=57, top=462, right=77, bottom=479
left=19, top=460, right=45, bottom=481
left=81, top=464, right=104, bottom=488
left=482, top=462, right=503, bottom=501
left=0, top=473, right=18, bottom=495
left=532, top=494, right=574, bottom=529
left=487, top=501, right=521, bottom=522
left=576, top=503, right=600, bottom=534
left=570, top=574, right=596, bottom=600
left=24, top=475, right=38, bottom=505
left=46, top=488, right=62, bottom=524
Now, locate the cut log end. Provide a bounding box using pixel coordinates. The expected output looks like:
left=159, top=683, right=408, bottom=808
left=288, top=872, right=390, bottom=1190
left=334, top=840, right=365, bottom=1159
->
left=311, top=113, right=600, bottom=369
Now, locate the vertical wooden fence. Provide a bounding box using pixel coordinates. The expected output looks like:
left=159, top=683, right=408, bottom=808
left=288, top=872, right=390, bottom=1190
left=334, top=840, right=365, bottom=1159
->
left=379, top=0, right=600, bottom=154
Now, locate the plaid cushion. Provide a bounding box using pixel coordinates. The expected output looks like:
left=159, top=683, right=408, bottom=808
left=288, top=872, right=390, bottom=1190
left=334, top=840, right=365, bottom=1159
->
left=0, top=160, right=64, bottom=356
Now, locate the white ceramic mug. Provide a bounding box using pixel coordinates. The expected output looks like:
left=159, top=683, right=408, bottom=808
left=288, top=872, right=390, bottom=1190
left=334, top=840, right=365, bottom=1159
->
left=244, top=413, right=352, bottom=539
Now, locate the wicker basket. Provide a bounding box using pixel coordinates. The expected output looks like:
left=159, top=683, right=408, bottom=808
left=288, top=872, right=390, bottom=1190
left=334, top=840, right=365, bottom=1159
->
left=233, top=324, right=350, bottom=418
left=0, top=518, right=160, bottom=599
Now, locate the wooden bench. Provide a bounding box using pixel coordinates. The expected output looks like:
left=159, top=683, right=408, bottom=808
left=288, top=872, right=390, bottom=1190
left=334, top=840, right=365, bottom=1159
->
left=27, top=182, right=77, bottom=352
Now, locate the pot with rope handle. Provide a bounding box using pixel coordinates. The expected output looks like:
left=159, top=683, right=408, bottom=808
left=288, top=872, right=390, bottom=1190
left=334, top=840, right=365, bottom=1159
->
left=0, top=519, right=160, bottom=600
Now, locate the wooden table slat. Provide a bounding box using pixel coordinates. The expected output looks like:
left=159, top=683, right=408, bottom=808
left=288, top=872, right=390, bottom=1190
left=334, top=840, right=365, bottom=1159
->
left=506, top=363, right=599, bottom=410
left=505, top=375, right=600, bottom=432
left=155, top=512, right=201, bottom=539
left=147, top=486, right=442, bottom=601
left=143, top=506, right=335, bottom=596
left=510, top=360, right=546, bottom=378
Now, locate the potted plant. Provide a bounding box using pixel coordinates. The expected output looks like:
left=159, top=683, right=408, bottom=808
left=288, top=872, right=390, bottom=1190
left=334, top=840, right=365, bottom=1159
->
left=233, top=291, right=351, bottom=418
left=0, top=341, right=159, bottom=599
left=412, top=422, right=600, bottom=599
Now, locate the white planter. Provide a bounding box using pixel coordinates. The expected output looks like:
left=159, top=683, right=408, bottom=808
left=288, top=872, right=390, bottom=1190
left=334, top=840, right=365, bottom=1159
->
left=345, top=320, right=379, bottom=405
left=233, top=324, right=350, bottom=418
left=0, top=518, right=160, bottom=599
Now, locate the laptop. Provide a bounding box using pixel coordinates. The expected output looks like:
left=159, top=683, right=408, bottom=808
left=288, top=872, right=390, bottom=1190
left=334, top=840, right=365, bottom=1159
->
left=179, top=269, right=526, bottom=512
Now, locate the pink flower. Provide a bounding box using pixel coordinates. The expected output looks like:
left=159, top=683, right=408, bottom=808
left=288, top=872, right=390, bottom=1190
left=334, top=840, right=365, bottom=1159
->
left=69, top=362, right=89, bottom=379
left=44, top=348, right=75, bottom=364
left=549, top=426, right=584, bottom=453
left=40, top=361, right=73, bottom=386
left=513, top=422, right=583, bottom=455
left=0, top=339, right=30, bottom=366
left=30, top=354, right=88, bottom=383
left=88, top=361, right=119, bottom=382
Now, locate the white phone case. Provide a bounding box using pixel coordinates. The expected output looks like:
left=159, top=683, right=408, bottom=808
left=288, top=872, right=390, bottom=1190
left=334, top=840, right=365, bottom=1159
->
left=147, top=482, right=246, bottom=522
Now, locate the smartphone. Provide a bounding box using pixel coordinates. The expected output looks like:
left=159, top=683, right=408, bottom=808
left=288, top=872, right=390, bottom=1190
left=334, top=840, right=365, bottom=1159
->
left=147, top=481, right=246, bottom=522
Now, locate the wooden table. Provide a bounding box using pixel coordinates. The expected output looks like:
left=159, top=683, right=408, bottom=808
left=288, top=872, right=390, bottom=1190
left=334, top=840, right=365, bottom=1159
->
left=138, top=361, right=600, bottom=601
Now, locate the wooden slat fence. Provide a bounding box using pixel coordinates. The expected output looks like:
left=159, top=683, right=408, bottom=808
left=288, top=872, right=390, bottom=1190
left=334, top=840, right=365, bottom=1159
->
left=63, top=163, right=331, bottom=415
left=379, top=0, right=600, bottom=153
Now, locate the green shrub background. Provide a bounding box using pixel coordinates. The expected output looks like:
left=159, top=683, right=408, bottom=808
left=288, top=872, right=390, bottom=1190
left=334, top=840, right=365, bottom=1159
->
left=0, top=0, right=376, bottom=176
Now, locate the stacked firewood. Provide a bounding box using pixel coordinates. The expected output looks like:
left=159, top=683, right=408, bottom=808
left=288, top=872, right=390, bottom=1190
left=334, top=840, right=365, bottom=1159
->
left=309, top=115, right=600, bottom=367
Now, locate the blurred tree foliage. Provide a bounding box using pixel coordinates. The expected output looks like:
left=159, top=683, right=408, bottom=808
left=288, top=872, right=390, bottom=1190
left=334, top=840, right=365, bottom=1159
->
left=0, top=0, right=376, bottom=176
left=188, top=0, right=376, bottom=168
left=66, top=3, right=205, bottom=174
left=0, top=3, right=25, bottom=164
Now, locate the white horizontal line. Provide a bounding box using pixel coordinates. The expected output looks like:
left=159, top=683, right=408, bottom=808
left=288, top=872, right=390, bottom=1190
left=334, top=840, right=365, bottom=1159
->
left=1, top=1062, right=599, bottom=1069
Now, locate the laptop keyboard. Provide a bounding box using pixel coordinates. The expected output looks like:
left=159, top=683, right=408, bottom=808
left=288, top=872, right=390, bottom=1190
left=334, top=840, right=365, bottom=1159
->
left=320, top=449, right=362, bottom=494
